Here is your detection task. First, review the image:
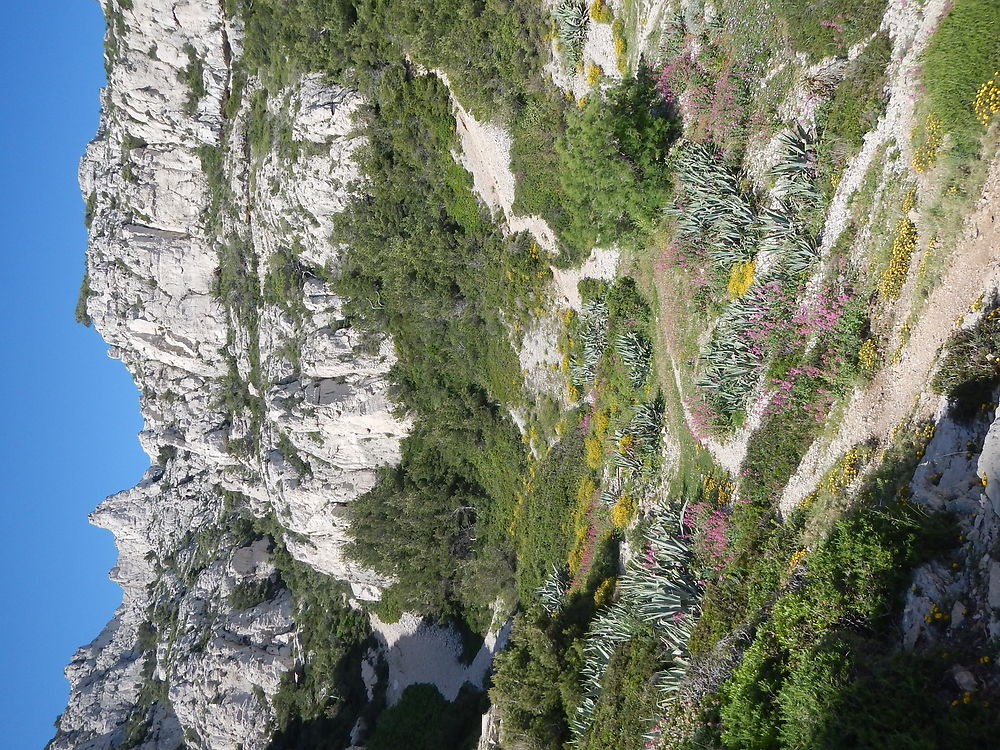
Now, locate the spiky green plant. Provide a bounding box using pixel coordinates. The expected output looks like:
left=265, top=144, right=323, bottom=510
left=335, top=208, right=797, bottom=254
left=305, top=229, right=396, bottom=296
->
left=554, top=1, right=589, bottom=64
left=615, top=331, right=652, bottom=387
left=668, top=141, right=758, bottom=267
left=537, top=565, right=569, bottom=614
left=686, top=123, right=825, bottom=419
left=570, top=299, right=608, bottom=387
left=570, top=500, right=700, bottom=742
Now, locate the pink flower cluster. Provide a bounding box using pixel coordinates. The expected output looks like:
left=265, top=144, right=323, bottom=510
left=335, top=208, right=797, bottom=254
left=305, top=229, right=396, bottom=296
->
left=683, top=501, right=734, bottom=570
left=819, top=15, right=848, bottom=51
left=655, top=37, right=748, bottom=148
left=767, top=365, right=834, bottom=421
left=746, top=281, right=849, bottom=353
left=790, top=289, right=850, bottom=341
left=684, top=394, right=722, bottom=442
left=654, top=31, right=699, bottom=106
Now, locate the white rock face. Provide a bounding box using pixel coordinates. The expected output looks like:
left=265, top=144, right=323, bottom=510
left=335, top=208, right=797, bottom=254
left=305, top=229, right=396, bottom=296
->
left=52, top=1, right=408, bottom=747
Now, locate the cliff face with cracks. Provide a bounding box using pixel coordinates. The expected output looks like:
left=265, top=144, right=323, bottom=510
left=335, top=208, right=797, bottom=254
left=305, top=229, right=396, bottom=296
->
left=51, top=0, right=410, bottom=747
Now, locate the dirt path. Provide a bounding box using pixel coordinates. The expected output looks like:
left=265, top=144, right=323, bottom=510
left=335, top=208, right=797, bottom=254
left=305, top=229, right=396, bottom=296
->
left=440, top=70, right=560, bottom=254
left=780, top=156, right=1000, bottom=514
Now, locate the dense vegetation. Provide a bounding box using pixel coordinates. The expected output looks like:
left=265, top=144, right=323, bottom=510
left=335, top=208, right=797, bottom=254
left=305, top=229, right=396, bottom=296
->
left=336, top=67, right=539, bottom=624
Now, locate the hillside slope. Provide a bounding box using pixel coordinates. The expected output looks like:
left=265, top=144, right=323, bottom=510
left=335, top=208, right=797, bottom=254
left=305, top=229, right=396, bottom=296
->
left=54, top=0, right=1000, bottom=748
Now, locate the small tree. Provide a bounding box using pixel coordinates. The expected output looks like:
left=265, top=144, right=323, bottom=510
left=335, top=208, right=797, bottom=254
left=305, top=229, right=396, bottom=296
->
left=558, top=67, right=679, bottom=254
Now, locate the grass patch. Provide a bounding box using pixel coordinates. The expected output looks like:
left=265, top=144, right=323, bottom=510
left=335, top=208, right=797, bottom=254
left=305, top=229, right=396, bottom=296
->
left=932, top=299, right=1000, bottom=421
left=772, top=0, right=887, bottom=61
left=816, top=32, right=892, bottom=193
left=921, top=0, right=1000, bottom=159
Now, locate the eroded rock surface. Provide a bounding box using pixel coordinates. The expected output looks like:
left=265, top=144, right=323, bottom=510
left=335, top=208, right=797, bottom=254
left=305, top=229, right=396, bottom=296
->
left=51, top=1, right=407, bottom=747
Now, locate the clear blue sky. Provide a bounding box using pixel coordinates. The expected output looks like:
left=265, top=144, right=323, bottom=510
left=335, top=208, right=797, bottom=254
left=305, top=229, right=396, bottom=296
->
left=0, top=2, right=147, bottom=746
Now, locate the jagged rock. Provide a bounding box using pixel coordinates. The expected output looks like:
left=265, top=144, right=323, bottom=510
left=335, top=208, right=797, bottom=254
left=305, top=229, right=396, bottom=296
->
left=950, top=665, right=979, bottom=693
left=52, top=0, right=408, bottom=747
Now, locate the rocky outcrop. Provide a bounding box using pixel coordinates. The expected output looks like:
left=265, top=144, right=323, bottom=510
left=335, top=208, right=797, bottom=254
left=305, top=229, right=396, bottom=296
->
left=52, top=1, right=408, bottom=747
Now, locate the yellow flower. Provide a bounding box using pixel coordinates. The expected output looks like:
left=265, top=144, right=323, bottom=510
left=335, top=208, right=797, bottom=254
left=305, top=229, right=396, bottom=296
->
left=912, top=114, right=943, bottom=173
left=859, top=338, right=880, bottom=371
left=786, top=548, right=808, bottom=574
left=974, top=73, right=1000, bottom=126
left=584, top=435, right=603, bottom=468
left=879, top=217, right=917, bottom=299
left=727, top=259, right=756, bottom=298
left=610, top=493, right=636, bottom=529
left=593, top=577, right=616, bottom=606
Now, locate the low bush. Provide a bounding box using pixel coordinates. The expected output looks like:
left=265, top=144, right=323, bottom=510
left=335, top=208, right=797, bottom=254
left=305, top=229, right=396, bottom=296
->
left=557, top=68, right=680, bottom=259
left=74, top=271, right=93, bottom=326
left=367, top=683, right=485, bottom=750
left=716, top=456, right=963, bottom=749
left=179, top=42, right=207, bottom=114
left=816, top=33, right=892, bottom=190
left=228, top=576, right=281, bottom=610
left=578, top=635, right=663, bottom=750
left=932, top=302, right=1000, bottom=421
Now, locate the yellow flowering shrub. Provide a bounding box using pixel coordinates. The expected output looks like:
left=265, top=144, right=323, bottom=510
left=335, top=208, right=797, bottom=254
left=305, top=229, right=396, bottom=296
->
left=786, top=548, right=807, bottom=575
left=612, top=20, right=627, bottom=73
left=819, top=446, right=865, bottom=495
left=727, top=259, right=756, bottom=298
left=588, top=0, right=613, bottom=23
left=858, top=338, right=879, bottom=373
left=593, top=577, right=616, bottom=606
left=879, top=218, right=917, bottom=299
left=585, top=435, right=604, bottom=468
left=974, top=73, right=1000, bottom=126
left=586, top=63, right=603, bottom=86
left=610, top=493, right=636, bottom=529
left=900, top=186, right=916, bottom=213
left=912, top=114, right=943, bottom=173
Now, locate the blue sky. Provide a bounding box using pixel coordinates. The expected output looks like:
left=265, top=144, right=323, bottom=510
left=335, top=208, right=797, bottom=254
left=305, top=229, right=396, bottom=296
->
left=0, top=2, right=148, bottom=746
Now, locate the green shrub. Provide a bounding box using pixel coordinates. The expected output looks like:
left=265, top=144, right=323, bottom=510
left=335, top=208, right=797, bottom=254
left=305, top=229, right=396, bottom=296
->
left=367, top=683, right=485, bottom=750
left=228, top=576, right=280, bottom=609
left=83, top=191, right=97, bottom=228
left=262, top=243, right=308, bottom=322
left=179, top=42, right=207, bottom=114
left=817, top=33, right=892, bottom=188
left=510, top=89, right=572, bottom=233
left=75, top=271, right=93, bottom=326
left=932, top=302, right=1000, bottom=421
left=491, top=609, right=586, bottom=750
left=717, top=488, right=961, bottom=749
left=579, top=635, right=663, bottom=750
left=720, top=632, right=783, bottom=749
left=513, top=432, right=588, bottom=599
left=557, top=68, right=680, bottom=259
left=247, top=88, right=272, bottom=158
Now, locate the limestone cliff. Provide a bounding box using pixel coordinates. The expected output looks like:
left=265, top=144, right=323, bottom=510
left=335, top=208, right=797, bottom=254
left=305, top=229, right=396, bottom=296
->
left=51, top=1, right=408, bottom=747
